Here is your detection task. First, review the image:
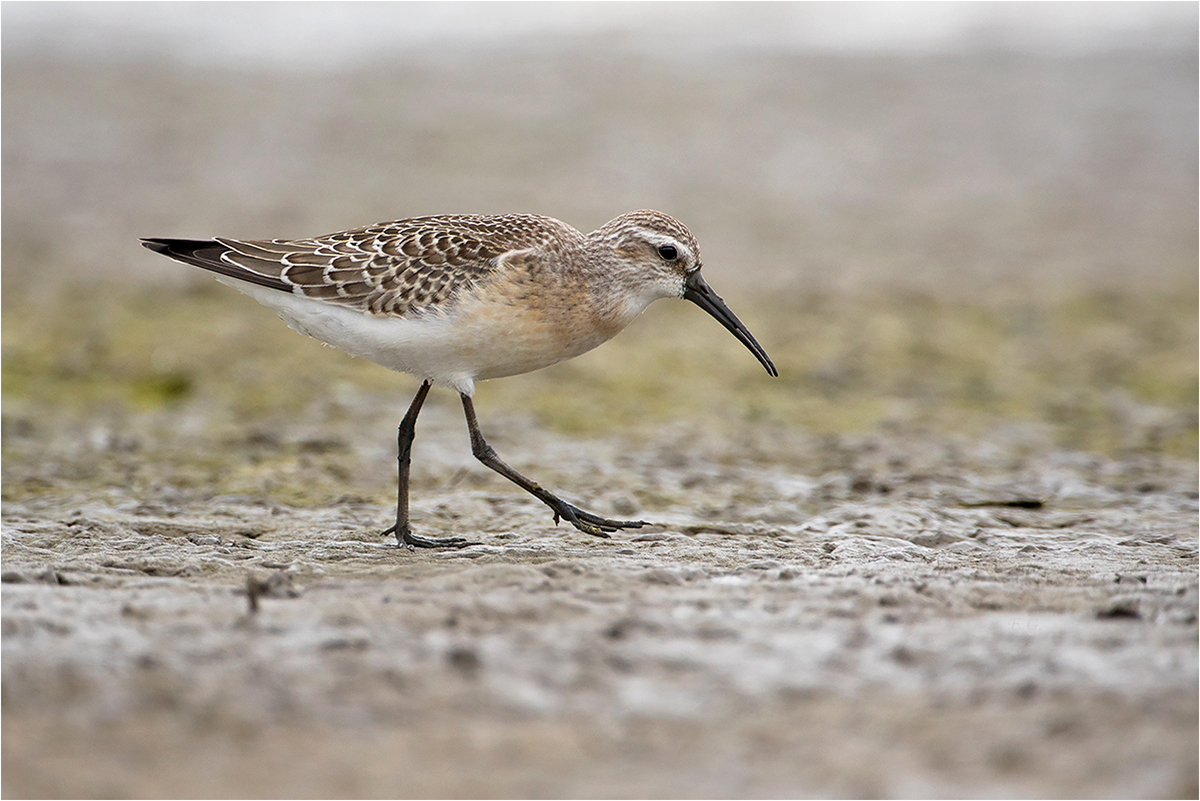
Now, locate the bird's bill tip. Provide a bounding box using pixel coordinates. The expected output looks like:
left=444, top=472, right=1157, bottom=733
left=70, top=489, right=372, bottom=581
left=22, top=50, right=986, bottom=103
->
left=683, top=272, right=778, bottom=377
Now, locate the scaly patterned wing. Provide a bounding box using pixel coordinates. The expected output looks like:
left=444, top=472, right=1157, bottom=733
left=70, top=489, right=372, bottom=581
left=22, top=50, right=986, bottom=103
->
left=147, top=215, right=571, bottom=317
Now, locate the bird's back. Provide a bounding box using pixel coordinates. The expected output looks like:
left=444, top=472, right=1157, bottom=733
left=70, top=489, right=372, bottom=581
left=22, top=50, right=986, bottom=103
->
left=142, top=213, right=584, bottom=318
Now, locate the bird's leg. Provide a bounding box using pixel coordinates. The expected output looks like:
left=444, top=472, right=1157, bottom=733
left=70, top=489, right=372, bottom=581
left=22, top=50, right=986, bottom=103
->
left=381, top=381, right=475, bottom=549
left=460, top=394, right=647, bottom=538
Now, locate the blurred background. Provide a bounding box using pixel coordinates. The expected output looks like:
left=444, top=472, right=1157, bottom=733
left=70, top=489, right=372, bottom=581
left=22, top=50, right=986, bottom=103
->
left=3, top=5, right=1198, bottom=798
left=3, top=1, right=1197, bottom=472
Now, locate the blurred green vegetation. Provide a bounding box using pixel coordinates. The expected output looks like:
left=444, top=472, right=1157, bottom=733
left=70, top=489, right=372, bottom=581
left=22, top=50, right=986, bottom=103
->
left=3, top=279, right=1195, bottom=461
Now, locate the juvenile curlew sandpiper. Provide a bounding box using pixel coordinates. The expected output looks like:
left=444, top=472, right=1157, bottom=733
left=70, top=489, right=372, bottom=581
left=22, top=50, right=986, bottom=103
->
left=143, top=210, right=776, bottom=549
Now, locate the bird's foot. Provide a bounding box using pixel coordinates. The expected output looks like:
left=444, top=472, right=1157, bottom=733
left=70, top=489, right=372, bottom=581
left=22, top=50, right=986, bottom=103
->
left=545, top=497, right=648, bottom=539
left=381, top=524, right=478, bottom=550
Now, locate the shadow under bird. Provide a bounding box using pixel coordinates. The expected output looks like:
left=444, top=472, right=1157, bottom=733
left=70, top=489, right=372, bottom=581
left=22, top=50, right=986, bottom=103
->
left=142, top=210, right=777, bottom=549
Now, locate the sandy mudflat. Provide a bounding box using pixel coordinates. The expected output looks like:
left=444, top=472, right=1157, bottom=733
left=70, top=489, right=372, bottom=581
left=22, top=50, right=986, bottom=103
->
left=3, top=399, right=1196, bottom=798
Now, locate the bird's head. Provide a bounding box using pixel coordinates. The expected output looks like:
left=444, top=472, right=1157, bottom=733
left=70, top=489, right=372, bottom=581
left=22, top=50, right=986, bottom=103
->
left=591, top=210, right=777, bottom=377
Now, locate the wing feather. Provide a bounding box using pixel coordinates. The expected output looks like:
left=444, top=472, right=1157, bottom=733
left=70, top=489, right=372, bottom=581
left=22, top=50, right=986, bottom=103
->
left=144, top=214, right=581, bottom=318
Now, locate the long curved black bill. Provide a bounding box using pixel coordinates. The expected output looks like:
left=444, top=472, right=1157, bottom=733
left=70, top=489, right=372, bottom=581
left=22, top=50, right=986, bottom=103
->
left=683, top=272, right=778, bottom=377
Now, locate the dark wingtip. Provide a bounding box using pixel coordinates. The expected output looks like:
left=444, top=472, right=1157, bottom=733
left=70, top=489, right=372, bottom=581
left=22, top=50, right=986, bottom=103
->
left=140, top=238, right=172, bottom=254
left=139, top=236, right=293, bottom=294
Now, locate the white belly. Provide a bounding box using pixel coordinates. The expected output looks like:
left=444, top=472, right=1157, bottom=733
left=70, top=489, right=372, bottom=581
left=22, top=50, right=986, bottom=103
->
left=219, top=277, right=614, bottom=396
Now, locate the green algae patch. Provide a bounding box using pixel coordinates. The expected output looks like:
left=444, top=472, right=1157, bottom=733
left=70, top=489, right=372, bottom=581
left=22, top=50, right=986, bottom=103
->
left=483, top=286, right=1197, bottom=459
left=129, top=371, right=194, bottom=407
left=3, top=278, right=1196, bottom=474
left=2, top=283, right=392, bottom=417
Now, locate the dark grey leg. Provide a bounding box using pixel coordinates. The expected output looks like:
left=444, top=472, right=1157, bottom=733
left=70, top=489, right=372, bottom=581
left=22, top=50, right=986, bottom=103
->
left=381, top=381, right=475, bottom=549
left=460, top=394, right=647, bottom=538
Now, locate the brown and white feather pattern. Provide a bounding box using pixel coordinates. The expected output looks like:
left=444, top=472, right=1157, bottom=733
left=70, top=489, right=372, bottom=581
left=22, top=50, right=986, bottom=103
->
left=139, top=210, right=769, bottom=393
left=213, top=215, right=578, bottom=318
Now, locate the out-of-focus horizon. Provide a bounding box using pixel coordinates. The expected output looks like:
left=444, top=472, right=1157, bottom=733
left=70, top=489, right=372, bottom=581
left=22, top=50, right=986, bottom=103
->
left=4, top=2, right=1196, bottom=66
left=3, top=2, right=1196, bottom=295
left=3, top=1, right=1197, bottom=459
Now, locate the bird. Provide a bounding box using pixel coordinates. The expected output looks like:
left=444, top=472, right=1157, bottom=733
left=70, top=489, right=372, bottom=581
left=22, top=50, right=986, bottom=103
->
left=142, top=210, right=777, bottom=549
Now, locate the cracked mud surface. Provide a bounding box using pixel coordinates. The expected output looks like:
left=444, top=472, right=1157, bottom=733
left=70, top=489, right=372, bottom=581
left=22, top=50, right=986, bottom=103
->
left=3, top=403, right=1197, bottom=798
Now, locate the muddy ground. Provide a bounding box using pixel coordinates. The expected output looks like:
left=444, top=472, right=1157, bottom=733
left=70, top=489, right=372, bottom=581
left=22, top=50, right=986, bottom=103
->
left=3, top=32, right=1198, bottom=799
left=4, top=365, right=1197, bottom=798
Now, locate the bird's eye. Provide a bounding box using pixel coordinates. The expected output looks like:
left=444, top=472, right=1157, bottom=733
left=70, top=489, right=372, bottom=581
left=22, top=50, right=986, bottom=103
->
left=657, top=244, right=678, bottom=261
